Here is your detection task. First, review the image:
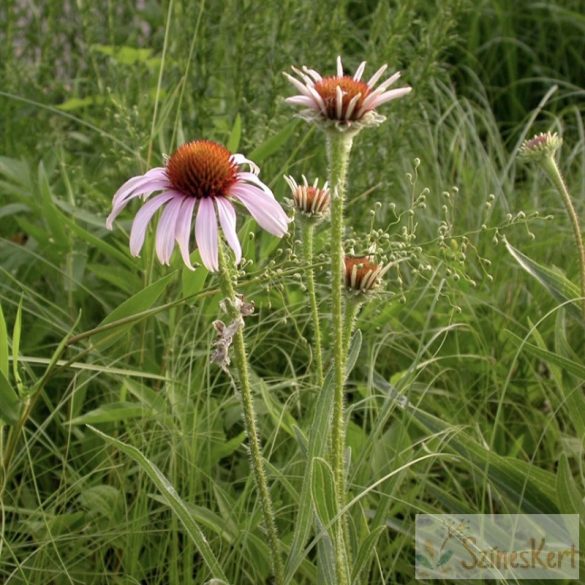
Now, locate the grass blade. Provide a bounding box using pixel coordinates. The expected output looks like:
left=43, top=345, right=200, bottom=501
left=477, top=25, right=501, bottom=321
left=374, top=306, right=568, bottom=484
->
left=88, top=425, right=230, bottom=583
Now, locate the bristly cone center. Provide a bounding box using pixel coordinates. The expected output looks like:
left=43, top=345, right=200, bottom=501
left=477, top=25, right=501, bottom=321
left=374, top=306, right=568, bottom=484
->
left=313, top=76, right=370, bottom=120
left=166, top=140, right=238, bottom=199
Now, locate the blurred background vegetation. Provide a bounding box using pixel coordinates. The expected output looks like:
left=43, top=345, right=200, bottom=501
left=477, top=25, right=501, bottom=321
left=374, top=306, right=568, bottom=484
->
left=0, top=0, right=584, bottom=583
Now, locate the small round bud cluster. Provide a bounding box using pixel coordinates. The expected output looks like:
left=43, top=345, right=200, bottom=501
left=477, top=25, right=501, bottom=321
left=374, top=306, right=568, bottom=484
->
left=518, top=132, right=562, bottom=162
left=284, top=175, right=331, bottom=223
left=343, top=255, right=389, bottom=296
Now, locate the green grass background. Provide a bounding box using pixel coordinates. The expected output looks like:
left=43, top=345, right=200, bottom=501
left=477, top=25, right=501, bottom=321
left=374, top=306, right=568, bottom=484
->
left=0, top=0, right=584, bottom=583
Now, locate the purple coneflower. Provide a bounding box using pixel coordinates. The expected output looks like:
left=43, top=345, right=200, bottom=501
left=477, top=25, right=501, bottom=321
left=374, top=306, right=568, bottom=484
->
left=284, top=56, right=412, bottom=132
left=107, top=140, right=289, bottom=272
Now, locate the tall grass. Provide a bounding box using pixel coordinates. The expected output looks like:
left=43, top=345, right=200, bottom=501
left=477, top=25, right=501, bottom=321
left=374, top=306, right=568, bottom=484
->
left=1, top=1, right=583, bottom=583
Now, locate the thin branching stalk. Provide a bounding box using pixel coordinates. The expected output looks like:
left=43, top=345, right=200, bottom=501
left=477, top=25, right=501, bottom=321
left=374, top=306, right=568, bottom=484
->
left=542, top=156, right=585, bottom=320
left=302, top=222, right=324, bottom=387
left=326, top=131, right=354, bottom=585
left=216, top=242, right=285, bottom=585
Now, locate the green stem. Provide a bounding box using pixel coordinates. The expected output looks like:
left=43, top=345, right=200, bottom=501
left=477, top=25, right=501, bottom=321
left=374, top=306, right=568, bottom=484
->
left=543, top=156, right=585, bottom=320
left=326, top=132, right=354, bottom=585
left=301, top=222, right=324, bottom=387
left=216, top=242, right=285, bottom=585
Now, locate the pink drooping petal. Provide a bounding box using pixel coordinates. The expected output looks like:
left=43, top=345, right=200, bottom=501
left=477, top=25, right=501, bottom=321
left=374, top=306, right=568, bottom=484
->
left=107, top=178, right=171, bottom=229
left=367, top=71, right=401, bottom=97
left=335, top=86, right=343, bottom=119
left=302, top=66, right=322, bottom=82
left=353, top=61, right=367, bottom=81
left=285, top=95, right=319, bottom=109
left=129, top=191, right=176, bottom=257
left=283, top=72, right=313, bottom=97
left=236, top=172, right=275, bottom=196
left=367, top=64, right=388, bottom=88
left=175, top=197, right=197, bottom=270
left=195, top=198, right=219, bottom=272
left=283, top=175, right=298, bottom=192
left=111, top=168, right=167, bottom=208
left=345, top=93, right=361, bottom=120
left=364, top=87, right=412, bottom=110
left=291, top=66, right=315, bottom=87
left=231, top=186, right=289, bottom=237
left=155, top=196, right=183, bottom=265
left=216, top=197, right=242, bottom=264
left=306, top=85, right=327, bottom=114
left=231, top=153, right=259, bottom=175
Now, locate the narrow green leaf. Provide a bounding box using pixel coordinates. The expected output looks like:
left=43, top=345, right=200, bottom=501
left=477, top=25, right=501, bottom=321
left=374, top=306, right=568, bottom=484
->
left=310, top=458, right=337, bottom=528
left=352, top=525, right=386, bottom=582
left=209, top=431, right=246, bottom=467
left=66, top=216, right=137, bottom=271
left=346, top=329, right=362, bottom=376
left=70, top=402, right=153, bottom=425
left=249, top=121, right=298, bottom=163
left=373, top=372, right=559, bottom=514
left=182, top=262, right=208, bottom=298
left=94, top=272, right=176, bottom=347
left=527, top=319, right=585, bottom=437
left=0, top=156, right=32, bottom=189
left=149, top=494, right=237, bottom=544
left=88, top=426, right=229, bottom=582
left=504, top=330, right=585, bottom=379
left=505, top=239, right=582, bottom=320
left=0, top=369, right=21, bottom=425
left=56, top=96, right=106, bottom=111
left=0, top=202, right=29, bottom=219
left=0, top=303, right=8, bottom=378
left=556, top=456, right=585, bottom=517
left=311, top=457, right=338, bottom=585
left=88, top=263, right=141, bottom=294
left=285, top=368, right=335, bottom=581
left=12, top=299, right=23, bottom=394
left=37, top=162, right=69, bottom=250
left=227, top=114, right=242, bottom=152
left=78, top=485, right=123, bottom=520
left=254, top=372, right=297, bottom=437
left=556, top=455, right=585, bottom=552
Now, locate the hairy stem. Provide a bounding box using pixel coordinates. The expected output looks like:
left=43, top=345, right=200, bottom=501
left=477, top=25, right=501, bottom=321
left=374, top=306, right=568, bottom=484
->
left=543, top=156, right=585, bottom=320
left=302, top=222, right=324, bottom=387
left=326, top=132, right=354, bottom=585
left=216, top=242, right=285, bottom=585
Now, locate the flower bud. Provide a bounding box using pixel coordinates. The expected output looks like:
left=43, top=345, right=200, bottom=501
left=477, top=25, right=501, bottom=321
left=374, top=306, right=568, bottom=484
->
left=343, top=255, right=389, bottom=296
left=284, top=175, right=331, bottom=223
left=518, top=131, right=562, bottom=161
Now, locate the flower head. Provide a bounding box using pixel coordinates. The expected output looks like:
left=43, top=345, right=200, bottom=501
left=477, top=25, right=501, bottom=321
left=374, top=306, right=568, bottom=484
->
left=284, top=175, right=330, bottom=223
left=344, top=255, right=389, bottom=296
left=107, top=140, right=290, bottom=272
left=284, top=56, right=412, bottom=133
left=519, top=132, right=562, bottom=162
